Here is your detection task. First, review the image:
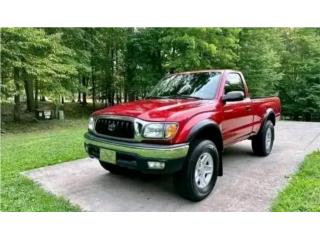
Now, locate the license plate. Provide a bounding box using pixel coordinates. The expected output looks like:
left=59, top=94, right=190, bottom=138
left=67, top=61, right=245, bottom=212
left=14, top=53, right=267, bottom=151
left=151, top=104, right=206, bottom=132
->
left=100, top=149, right=116, bottom=164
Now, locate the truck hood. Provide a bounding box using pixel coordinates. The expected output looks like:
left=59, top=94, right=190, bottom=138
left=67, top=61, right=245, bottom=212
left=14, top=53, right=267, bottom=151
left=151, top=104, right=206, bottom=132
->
left=93, top=99, right=217, bottom=121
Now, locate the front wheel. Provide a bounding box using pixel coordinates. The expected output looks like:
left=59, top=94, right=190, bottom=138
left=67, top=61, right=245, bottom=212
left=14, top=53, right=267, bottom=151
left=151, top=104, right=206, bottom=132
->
left=251, top=120, right=275, bottom=156
left=173, top=139, right=219, bottom=202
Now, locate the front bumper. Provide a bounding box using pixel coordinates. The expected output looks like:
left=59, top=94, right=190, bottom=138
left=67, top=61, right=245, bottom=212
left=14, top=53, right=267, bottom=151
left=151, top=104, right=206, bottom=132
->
left=84, top=132, right=189, bottom=174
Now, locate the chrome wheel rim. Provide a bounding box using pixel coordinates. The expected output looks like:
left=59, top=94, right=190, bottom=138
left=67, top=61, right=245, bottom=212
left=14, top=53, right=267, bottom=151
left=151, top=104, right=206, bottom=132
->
left=265, top=127, right=272, bottom=151
left=194, top=152, right=214, bottom=189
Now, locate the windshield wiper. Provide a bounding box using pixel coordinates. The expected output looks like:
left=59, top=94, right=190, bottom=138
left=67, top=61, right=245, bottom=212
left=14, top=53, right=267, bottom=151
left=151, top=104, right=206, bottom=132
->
left=146, top=96, right=170, bottom=99
left=170, top=95, right=203, bottom=100
left=146, top=95, right=203, bottom=100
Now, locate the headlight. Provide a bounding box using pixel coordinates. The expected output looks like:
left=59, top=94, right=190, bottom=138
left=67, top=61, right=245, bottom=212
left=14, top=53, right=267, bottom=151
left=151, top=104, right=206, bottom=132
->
left=88, top=117, right=95, bottom=131
left=143, top=123, right=178, bottom=139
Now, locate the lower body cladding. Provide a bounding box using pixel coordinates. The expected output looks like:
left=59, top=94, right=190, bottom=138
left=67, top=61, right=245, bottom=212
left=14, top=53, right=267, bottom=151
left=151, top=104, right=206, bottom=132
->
left=84, top=132, right=189, bottom=174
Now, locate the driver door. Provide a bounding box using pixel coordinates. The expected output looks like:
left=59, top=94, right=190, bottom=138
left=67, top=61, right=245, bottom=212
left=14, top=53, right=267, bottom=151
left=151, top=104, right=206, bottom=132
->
left=222, top=73, right=253, bottom=145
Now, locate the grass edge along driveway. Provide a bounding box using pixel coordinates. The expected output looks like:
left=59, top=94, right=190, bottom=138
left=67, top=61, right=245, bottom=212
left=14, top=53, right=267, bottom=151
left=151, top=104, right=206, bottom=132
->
left=1, top=119, right=319, bottom=212
left=272, top=151, right=320, bottom=212
left=1, top=120, right=88, bottom=211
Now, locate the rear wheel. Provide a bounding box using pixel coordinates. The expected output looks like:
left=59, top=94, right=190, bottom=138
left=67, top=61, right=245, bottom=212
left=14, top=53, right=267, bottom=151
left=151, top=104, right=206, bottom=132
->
left=251, top=120, right=274, bottom=156
left=173, top=139, right=219, bottom=202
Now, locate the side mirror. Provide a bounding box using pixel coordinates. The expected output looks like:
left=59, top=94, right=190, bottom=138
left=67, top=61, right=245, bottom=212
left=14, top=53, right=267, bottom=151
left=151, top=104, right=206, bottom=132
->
left=222, top=91, right=244, bottom=102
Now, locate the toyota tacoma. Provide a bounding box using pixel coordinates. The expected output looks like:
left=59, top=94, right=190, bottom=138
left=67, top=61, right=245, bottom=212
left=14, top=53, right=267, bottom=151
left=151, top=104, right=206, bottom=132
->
left=84, top=69, right=281, bottom=201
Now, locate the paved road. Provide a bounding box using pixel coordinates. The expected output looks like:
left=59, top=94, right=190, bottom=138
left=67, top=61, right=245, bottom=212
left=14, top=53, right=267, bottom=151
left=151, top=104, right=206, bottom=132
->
left=24, top=121, right=320, bottom=211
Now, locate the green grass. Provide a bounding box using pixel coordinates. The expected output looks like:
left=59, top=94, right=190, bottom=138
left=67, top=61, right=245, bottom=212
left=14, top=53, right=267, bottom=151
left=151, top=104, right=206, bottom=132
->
left=1, top=119, right=88, bottom=211
left=2, top=115, right=319, bottom=212
left=272, top=151, right=320, bottom=212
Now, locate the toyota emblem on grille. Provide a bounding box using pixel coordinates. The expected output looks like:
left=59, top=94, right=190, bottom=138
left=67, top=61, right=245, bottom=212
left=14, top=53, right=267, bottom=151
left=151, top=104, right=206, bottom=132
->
left=107, top=122, right=116, bottom=132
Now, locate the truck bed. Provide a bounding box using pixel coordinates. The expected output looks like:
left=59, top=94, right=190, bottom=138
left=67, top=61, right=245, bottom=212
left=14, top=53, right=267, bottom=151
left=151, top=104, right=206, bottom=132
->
left=250, top=96, right=281, bottom=133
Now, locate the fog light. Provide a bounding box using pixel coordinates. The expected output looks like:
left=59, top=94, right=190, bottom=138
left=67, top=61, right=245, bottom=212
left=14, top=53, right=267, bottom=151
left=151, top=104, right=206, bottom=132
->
left=147, top=161, right=165, bottom=169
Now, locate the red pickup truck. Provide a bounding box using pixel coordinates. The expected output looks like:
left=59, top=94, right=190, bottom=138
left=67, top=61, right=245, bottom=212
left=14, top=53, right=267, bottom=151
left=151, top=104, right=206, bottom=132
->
left=84, top=69, right=281, bottom=201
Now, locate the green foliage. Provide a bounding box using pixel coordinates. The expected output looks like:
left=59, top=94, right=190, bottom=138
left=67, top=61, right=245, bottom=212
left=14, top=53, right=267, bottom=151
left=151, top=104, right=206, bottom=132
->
left=160, top=28, right=240, bottom=71
left=123, top=28, right=240, bottom=97
left=279, top=28, right=320, bottom=120
left=1, top=28, right=77, bottom=100
left=238, top=28, right=283, bottom=97
left=1, top=27, right=320, bottom=120
left=272, top=151, right=320, bottom=212
left=124, top=28, right=164, bottom=98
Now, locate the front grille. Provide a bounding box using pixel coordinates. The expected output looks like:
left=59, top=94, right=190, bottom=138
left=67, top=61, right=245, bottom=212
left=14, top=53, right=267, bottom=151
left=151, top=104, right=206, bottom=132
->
left=95, top=118, right=135, bottom=139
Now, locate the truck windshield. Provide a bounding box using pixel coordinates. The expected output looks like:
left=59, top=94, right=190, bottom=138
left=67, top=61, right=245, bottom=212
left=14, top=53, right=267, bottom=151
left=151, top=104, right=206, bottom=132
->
left=147, top=72, right=221, bottom=100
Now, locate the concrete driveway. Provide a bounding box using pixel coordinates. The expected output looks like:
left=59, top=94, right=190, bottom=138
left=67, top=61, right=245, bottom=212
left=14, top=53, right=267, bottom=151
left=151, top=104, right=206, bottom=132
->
left=24, top=121, right=320, bottom=211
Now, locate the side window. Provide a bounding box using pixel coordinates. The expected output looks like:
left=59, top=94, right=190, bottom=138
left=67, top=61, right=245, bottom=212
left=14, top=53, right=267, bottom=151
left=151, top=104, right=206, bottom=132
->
left=225, top=73, right=245, bottom=95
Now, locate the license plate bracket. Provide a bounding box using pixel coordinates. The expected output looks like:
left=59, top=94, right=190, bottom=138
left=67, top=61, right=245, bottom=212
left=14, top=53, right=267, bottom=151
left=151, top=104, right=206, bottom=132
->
left=100, top=149, right=116, bottom=164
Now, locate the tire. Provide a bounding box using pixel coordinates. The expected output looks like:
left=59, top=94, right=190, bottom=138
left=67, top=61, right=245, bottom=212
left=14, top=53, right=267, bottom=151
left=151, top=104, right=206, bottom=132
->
left=251, top=120, right=275, bottom=156
left=173, top=139, right=219, bottom=202
left=99, top=160, right=124, bottom=174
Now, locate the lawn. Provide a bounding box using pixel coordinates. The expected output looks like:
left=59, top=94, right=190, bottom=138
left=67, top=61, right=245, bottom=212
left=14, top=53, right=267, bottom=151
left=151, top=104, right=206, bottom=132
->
left=272, top=151, right=320, bottom=212
left=1, top=116, right=319, bottom=212
left=1, top=119, right=88, bottom=211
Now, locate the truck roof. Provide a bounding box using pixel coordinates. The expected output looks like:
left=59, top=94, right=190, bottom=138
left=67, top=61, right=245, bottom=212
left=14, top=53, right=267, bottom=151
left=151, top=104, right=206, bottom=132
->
left=174, top=69, right=239, bottom=75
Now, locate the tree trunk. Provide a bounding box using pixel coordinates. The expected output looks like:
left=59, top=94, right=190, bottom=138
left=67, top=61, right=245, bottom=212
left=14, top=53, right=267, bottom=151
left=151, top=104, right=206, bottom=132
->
left=124, top=91, right=128, bottom=103
left=92, top=67, right=96, bottom=109
left=117, top=92, right=121, bottom=104
left=61, top=96, right=64, bottom=104
left=105, top=89, right=109, bottom=107
left=35, top=78, right=39, bottom=108
left=23, top=73, right=35, bottom=112
left=104, top=67, right=109, bottom=106
left=305, top=112, right=311, bottom=121
left=77, top=91, right=81, bottom=103
left=13, top=68, right=21, bottom=121
left=129, top=90, right=135, bottom=101
left=82, top=92, right=87, bottom=105
left=108, top=91, right=114, bottom=106
left=82, top=76, right=87, bottom=105
left=78, top=75, right=82, bottom=103
left=108, top=47, right=115, bottom=106
left=105, top=74, right=109, bottom=107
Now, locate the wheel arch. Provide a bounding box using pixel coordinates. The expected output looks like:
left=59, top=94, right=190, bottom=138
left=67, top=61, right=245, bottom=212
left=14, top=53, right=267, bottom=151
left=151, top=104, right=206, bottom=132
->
left=265, top=108, right=276, bottom=126
left=187, top=119, right=223, bottom=176
left=256, top=108, right=276, bottom=136
left=258, top=108, right=276, bottom=133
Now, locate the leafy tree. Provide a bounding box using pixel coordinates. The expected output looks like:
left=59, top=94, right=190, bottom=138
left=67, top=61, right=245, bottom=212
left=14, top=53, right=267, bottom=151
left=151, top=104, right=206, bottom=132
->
left=238, top=28, right=283, bottom=97
left=279, top=28, right=320, bottom=120
left=59, top=28, right=92, bottom=104
left=1, top=28, right=51, bottom=117
left=1, top=28, right=77, bottom=120
left=124, top=28, right=165, bottom=100
left=124, top=28, right=240, bottom=99
left=1, top=27, right=320, bottom=122
left=160, top=28, right=240, bottom=71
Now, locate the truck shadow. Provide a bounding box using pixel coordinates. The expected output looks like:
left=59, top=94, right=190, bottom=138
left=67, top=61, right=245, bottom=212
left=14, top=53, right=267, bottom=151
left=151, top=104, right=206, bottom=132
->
left=222, top=142, right=256, bottom=158
left=90, top=141, right=257, bottom=210
left=97, top=168, right=176, bottom=194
